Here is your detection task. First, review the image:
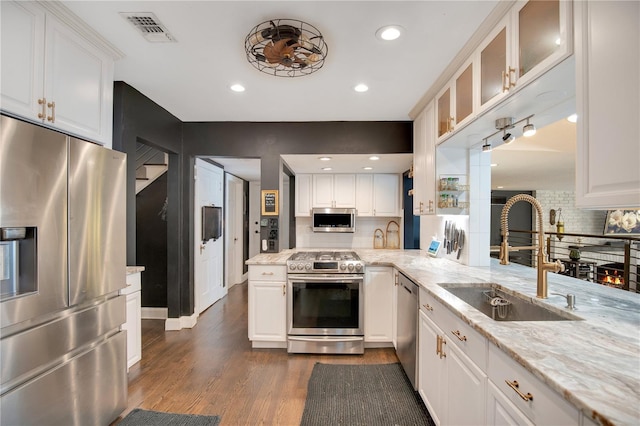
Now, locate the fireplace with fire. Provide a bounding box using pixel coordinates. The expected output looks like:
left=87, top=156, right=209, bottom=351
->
left=596, top=263, right=625, bottom=288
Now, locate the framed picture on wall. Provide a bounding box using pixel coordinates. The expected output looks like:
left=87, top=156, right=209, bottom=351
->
left=261, top=190, right=279, bottom=216
left=603, top=209, right=640, bottom=235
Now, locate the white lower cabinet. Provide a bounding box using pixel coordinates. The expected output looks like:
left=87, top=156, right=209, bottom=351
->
left=364, top=266, right=394, bottom=344
left=248, top=265, right=287, bottom=347
left=418, top=288, right=580, bottom=426
left=121, top=271, right=142, bottom=370
left=418, top=308, right=486, bottom=426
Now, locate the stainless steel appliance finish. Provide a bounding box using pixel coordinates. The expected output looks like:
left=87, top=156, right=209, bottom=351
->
left=312, top=207, right=356, bottom=233
left=397, top=272, right=419, bottom=389
left=287, top=251, right=365, bottom=354
left=287, top=251, right=364, bottom=274
left=0, top=115, right=127, bottom=425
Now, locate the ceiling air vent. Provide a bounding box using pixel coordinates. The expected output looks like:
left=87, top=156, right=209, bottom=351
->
left=120, top=12, right=176, bottom=43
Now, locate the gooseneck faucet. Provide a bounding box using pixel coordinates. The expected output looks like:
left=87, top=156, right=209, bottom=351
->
left=500, top=194, right=564, bottom=299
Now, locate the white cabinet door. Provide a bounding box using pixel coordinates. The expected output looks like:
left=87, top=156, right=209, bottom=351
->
left=248, top=280, right=286, bottom=342
left=356, top=174, right=374, bottom=216
left=333, top=174, right=356, bottom=207
left=418, top=310, right=446, bottom=425
left=364, top=266, right=394, bottom=343
left=312, top=174, right=335, bottom=207
left=413, top=101, right=436, bottom=215
left=373, top=174, right=400, bottom=216
left=446, top=343, right=487, bottom=425
left=44, top=14, right=113, bottom=144
left=0, top=1, right=45, bottom=119
left=487, top=380, right=534, bottom=426
left=392, top=269, right=399, bottom=349
left=295, top=174, right=312, bottom=216
left=124, top=290, right=142, bottom=370
left=575, top=0, right=640, bottom=208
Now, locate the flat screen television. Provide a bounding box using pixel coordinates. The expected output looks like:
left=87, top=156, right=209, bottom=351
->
left=202, top=205, right=222, bottom=242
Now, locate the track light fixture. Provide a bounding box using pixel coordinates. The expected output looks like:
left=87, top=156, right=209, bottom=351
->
left=479, top=114, right=535, bottom=147
left=502, top=129, right=515, bottom=144
left=523, top=118, right=536, bottom=137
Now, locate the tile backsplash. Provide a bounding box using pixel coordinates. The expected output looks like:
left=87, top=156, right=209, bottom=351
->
left=296, top=217, right=403, bottom=249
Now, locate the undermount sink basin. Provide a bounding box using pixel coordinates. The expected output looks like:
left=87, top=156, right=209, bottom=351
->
left=438, top=283, right=582, bottom=322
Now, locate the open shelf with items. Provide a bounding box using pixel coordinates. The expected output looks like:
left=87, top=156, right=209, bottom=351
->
left=437, top=174, right=469, bottom=213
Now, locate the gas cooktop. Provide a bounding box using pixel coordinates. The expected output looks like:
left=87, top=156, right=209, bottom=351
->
left=287, top=251, right=364, bottom=273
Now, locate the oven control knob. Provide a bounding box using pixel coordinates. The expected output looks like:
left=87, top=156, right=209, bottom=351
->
left=340, top=264, right=347, bottom=271
left=348, top=263, right=354, bottom=271
left=305, top=263, right=311, bottom=270
left=289, top=264, right=296, bottom=271
left=355, top=263, right=363, bottom=272
left=297, top=264, right=304, bottom=270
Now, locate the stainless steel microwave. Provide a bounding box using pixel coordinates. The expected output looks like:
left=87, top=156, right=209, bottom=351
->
left=312, top=208, right=356, bottom=233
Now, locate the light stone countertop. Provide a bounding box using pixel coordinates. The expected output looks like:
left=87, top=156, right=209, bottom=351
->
left=247, top=249, right=640, bottom=425
left=126, top=266, right=145, bottom=275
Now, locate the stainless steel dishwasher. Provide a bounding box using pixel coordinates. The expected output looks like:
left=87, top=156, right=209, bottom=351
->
left=396, top=272, right=419, bottom=389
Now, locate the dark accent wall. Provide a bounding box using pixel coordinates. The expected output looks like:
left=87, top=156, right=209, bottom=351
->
left=114, top=81, right=413, bottom=319
left=136, top=173, right=168, bottom=307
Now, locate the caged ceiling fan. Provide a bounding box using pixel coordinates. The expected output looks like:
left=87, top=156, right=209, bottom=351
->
left=245, top=19, right=328, bottom=77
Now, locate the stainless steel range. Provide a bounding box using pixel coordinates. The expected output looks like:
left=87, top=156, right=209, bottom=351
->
left=287, top=251, right=365, bottom=354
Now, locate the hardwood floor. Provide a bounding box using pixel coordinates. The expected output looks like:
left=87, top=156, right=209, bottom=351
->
left=116, top=282, right=399, bottom=425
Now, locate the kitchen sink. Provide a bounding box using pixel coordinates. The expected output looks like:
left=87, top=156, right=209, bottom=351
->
left=438, top=283, right=582, bottom=322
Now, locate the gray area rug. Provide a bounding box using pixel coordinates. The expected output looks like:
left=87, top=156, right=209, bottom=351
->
left=300, top=363, right=434, bottom=426
left=118, top=408, right=221, bottom=426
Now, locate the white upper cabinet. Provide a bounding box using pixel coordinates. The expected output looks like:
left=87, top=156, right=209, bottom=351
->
left=312, top=174, right=356, bottom=208
left=479, top=0, right=572, bottom=114
left=1, top=1, right=115, bottom=146
left=574, top=0, right=640, bottom=209
left=436, top=58, right=475, bottom=144
left=413, top=101, right=436, bottom=215
left=355, top=174, right=374, bottom=216
left=295, top=174, right=312, bottom=216
left=372, top=174, right=400, bottom=217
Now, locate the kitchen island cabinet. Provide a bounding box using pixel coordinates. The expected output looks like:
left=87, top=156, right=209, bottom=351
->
left=248, top=265, right=287, bottom=348
left=246, top=249, right=640, bottom=425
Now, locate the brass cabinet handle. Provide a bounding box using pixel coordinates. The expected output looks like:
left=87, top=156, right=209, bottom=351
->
left=505, top=380, right=533, bottom=401
left=282, top=284, right=286, bottom=296
left=451, top=330, right=467, bottom=341
left=394, top=273, right=399, bottom=286
left=507, top=66, right=517, bottom=88
left=436, top=335, right=441, bottom=356
left=419, top=201, right=424, bottom=213
left=448, top=116, right=455, bottom=132
left=502, top=70, right=509, bottom=92
left=428, top=200, right=434, bottom=212
left=439, top=336, right=446, bottom=359
left=423, top=304, right=434, bottom=312
left=47, top=101, right=56, bottom=123
left=38, top=98, right=47, bottom=119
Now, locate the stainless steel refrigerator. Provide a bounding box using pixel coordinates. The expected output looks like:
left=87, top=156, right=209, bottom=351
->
left=0, top=115, right=127, bottom=424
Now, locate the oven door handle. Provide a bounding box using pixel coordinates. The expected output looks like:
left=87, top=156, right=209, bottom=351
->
left=288, top=274, right=363, bottom=282
left=288, top=336, right=363, bottom=342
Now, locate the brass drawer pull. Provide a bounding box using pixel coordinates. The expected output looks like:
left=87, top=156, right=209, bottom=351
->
left=38, top=98, right=47, bottom=119
left=439, top=336, right=446, bottom=359
left=451, top=330, right=467, bottom=341
left=505, top=380, right=533, bottom=401
left=423, top=304, right=434, bottom=312
left=47, top=101, right=56, bottom=123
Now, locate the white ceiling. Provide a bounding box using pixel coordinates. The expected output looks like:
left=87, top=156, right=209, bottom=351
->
left=62, top=0, right=499, bottom=122
left=63, top=0, right=577, bottom=189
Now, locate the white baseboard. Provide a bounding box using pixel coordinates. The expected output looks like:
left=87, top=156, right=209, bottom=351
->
left=141, top=307, right=168, bottom=320
left=164, top=313, right=199, bottom=331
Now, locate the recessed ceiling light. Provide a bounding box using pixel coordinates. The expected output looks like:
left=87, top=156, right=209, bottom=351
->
left=318, top=156, right=332, bottom=161
left=376, top=25, right=404, bottom=41
left=491, top=163, right=498, bottom=167
left=322, top=167, right=332, bottom=171
left=567, top=113, right=578, bottom=123
left=363, top=166, right=373, bottom=170
left=354, top=84, right=369, bottom=93
left=497, top=186, right=504, bottom=189
left=369, top=156, right=380, bottom=161
left=230, top=84, right=245, bottom=92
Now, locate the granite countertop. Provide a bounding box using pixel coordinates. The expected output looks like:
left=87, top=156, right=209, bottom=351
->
left=247, top=249, right=640, bottom=425
left=126, top=265, right=145, bottom=275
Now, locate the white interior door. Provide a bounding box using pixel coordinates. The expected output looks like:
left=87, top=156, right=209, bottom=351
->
left=249, top=182, right=261, bottom=258
left=194, top=159, right=225, bottom=315
left=225, top=174, right=245, bottom=288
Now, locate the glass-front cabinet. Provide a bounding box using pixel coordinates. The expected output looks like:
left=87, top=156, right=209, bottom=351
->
left=479, top=0, right=572, bottom=113
left=436, top=58, right=475, bottom=144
